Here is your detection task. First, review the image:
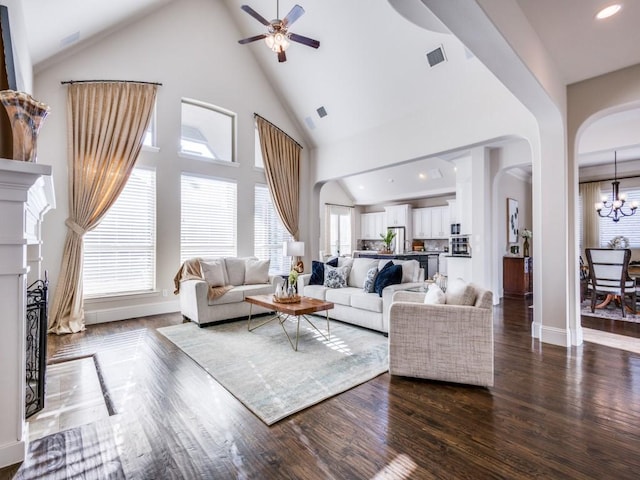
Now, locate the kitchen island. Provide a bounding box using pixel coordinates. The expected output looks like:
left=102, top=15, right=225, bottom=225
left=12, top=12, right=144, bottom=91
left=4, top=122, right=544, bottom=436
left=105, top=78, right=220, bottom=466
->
left=353, top=251, right=443, bottom=279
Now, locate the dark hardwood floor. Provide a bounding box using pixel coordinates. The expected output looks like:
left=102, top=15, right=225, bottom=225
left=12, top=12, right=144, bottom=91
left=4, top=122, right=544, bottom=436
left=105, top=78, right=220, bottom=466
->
left=3, top=298, right=640, bottom=479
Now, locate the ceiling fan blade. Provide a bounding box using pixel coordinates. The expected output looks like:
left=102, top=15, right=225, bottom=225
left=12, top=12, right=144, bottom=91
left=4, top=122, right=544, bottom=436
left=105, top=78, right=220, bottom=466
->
left=288, top=33, right=320, bottom=49
left=240, top=5, right=271, bottom=26
left=238, top=34, right=267, bottom=45
left=277, top=49, right=287, bottom=63
left=282, top=4, right=305, bottom=28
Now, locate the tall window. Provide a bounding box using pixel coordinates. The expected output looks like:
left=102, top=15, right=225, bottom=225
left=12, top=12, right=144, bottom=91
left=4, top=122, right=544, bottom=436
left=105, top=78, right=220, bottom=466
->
left=180, top=99, right=235, bottom=162
left=181, top=174, right=237, bottom=262
left=327, top=205, right=353, bottom=256
left=598, top=185, right=640, bottom=247
left=83, top=168, right=156, bottom=297
left=143, top=103, right=157, bottom=148
left=254, top=184, right=292, bottom=273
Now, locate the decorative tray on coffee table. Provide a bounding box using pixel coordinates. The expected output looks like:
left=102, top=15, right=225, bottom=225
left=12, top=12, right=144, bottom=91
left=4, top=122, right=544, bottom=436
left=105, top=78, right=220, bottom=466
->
left=272, top=294, right=301, bottom=304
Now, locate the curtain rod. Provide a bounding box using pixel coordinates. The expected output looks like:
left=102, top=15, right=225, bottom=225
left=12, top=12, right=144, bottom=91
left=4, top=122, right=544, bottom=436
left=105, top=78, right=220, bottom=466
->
left=325, top=202, right=354, bottom=208
left=61, top=80, right=163, bottom=86
left=254, top=113, right=302, bottom=150
left=579, top=173, right=640, bottom=185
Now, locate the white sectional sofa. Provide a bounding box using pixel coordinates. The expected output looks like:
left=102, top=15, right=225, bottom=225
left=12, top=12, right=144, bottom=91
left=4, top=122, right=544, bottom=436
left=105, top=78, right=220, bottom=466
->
left=297, top=257, right=424, bottom=333
left=178, top=257, right=279, bottom=327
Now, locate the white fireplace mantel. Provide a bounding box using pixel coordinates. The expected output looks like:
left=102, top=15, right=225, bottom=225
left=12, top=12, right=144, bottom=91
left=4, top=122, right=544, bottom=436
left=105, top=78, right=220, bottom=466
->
left=0, top=158, right=55, bottom=468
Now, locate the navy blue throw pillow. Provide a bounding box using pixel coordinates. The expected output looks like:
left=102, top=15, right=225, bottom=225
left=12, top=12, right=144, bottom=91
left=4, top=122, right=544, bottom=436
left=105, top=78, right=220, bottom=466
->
left=326, top=257, right=338, bottom=267
left=374, top=262, right=403, bottom=297
left=310, top=261, right=325, bottom=285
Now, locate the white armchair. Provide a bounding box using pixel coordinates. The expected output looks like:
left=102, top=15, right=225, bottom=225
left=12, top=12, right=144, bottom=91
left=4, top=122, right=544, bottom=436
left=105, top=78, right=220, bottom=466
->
left=388, top=285, right=494, bottom=387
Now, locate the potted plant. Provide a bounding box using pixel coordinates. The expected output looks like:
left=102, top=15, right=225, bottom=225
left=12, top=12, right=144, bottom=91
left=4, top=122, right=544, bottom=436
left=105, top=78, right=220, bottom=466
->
left=380, top=230, right=396, bottom=253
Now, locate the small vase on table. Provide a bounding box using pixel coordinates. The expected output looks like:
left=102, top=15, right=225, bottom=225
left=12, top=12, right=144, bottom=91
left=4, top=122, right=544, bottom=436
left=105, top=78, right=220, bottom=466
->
left=523, top=238, right=530, bottom=257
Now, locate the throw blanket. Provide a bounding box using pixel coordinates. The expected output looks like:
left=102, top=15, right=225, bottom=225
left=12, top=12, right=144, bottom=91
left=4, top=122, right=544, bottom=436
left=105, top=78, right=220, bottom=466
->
left=173, top=258, right=233, bottom=301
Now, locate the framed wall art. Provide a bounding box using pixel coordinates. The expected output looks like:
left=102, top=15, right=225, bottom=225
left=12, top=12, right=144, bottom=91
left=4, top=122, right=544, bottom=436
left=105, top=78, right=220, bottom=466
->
left=507, top=198, right=519, bottom=244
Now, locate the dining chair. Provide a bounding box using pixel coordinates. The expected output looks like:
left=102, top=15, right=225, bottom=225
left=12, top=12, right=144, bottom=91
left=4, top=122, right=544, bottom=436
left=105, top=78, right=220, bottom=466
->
left=585, top=248, right=636, bottom=318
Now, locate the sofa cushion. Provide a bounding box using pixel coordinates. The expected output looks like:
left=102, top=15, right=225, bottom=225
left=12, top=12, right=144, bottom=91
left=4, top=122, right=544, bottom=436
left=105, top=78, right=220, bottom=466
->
left=446, top=278, right=477, bottom=306
left=350, top=291, right=383, bottom=313
left=374, top=262, right=403, bottom=296
left=225, top=257, right=250, bottom=286
left=303, top=284, right=328, bottom=301
left=324, top=265, right=350, bottom=288
left=326, top=287, right=360, bottom=306
left=348, top=258, right=378, bottom=288
left=362, top=267, right=378, bottom=293
left=200, top=259, right=227, bottom=287
left=233, top=283, right=274, bottom=297
left=424, top=284, right=446, bottom=304
left=245, top=259, right=270, bottom=284
left=207, top=286, right=244, bottom=305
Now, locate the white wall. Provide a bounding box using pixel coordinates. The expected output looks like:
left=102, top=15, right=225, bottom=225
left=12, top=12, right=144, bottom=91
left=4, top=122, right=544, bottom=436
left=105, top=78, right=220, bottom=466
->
left=34, top=0, right=308, bottom=322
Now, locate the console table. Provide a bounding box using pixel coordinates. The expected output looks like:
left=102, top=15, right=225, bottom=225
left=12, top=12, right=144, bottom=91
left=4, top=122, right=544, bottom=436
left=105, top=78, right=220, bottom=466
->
left=503, top=256, right=532, bottom=297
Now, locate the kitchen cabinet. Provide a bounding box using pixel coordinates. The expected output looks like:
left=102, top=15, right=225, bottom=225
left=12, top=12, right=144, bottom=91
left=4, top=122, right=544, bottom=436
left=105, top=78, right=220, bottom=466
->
left=412, top=208, right=432, bottom=238
left=430, top=206, right=449, bottom=239
left=447, top=199, right=457, bottom=224
left=412, top=206, right=449, bottom=239
left=385, top=204, right=412, bottom=227
left=360, top=212, right=386, bottom=240
left=503, top=256, right=532, bottom=297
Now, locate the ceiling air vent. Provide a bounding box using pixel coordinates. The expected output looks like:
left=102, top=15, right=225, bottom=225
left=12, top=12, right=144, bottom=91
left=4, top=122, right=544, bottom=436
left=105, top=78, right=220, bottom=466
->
left=426, top=45, right=446, bottom=67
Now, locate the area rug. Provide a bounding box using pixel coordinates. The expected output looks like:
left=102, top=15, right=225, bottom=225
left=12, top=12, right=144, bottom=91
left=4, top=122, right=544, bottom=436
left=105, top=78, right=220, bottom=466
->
left=158, top=318, right=388, bottom=425
left=580, top=301, right=640, bottom=323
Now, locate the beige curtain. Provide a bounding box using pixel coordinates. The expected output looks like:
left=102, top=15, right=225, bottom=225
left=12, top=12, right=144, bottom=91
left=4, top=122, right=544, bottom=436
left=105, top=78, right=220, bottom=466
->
left=580, top=182, right=601, bottom=254
left=256, top=114, right=301, bottom=240
left=48, top=82, right=158, bottom=334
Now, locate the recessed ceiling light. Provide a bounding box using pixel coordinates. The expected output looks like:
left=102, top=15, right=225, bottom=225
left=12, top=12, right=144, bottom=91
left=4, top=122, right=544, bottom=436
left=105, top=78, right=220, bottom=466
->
left=595, top=4, right=622, bottom=20
left=419, top=173, right=426, bottom=179
left=358, top=185, right=365, bottom=190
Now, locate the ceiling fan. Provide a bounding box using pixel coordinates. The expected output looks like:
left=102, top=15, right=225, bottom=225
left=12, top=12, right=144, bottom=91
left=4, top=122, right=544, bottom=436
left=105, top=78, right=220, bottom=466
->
left=238, top=2, right=320, bottom=63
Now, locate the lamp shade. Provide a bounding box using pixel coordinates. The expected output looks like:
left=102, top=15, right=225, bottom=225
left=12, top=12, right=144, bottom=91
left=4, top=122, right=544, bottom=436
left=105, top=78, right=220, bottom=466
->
left=284, top=241, right=305, bottom=257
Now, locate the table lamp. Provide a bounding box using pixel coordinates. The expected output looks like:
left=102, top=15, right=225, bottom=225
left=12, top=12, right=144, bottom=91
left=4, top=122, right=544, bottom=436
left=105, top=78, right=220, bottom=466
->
left=284, top=241, right=305, bottom=273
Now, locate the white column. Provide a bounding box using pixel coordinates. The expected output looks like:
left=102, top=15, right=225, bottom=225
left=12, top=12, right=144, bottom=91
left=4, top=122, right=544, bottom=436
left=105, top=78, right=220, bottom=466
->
left=0, top=158, right=54, bottom=468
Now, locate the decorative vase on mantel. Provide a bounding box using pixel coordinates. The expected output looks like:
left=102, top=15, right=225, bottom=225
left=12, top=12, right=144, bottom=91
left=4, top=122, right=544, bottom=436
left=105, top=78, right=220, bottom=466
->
left=0, top=90, right=51, bottom=162
left=523, top=237, right=530, bottom=257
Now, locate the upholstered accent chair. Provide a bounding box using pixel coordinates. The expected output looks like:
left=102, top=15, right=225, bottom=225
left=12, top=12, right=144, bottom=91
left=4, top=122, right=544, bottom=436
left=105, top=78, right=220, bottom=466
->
left=585, top=248, right=636, bottom=318
left=388, top=283, right=494, bottom=388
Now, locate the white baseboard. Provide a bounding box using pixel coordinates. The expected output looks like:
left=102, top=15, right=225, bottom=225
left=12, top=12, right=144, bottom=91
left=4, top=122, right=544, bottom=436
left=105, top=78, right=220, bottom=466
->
left=535, top=323, right=571, bottom=347
left=0, top=439, right=26, bottom=469
left=84, top=300, right=180, bottom=325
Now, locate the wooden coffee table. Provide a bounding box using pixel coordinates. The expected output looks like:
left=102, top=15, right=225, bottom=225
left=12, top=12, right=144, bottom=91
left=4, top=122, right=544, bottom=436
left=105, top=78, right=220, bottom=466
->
left=245, top=295, right=334, bottom=351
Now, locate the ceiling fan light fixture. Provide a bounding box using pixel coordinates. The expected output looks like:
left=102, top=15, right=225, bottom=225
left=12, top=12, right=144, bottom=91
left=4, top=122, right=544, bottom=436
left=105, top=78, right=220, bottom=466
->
left=264, top=32, right=290, bottom=52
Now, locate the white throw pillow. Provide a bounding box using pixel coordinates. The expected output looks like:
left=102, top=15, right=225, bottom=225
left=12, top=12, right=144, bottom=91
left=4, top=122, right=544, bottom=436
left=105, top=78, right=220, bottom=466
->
left=200, top=259, right=227, bottom=287
left=395, top=259, right=419, bottom=284
left=225, top=257, right=252, bottom=286
left=445, top=277, right=477, bottom=306
left=423, top=284, right=446, bottom=304
left=324, top=265, right=349, bottom=288
left=244, top=259, right=270, bottom=284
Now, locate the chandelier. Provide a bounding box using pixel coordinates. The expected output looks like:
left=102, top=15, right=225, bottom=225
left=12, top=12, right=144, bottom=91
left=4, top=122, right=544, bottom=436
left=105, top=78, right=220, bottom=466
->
left=595, top=151, right=638, bottom=222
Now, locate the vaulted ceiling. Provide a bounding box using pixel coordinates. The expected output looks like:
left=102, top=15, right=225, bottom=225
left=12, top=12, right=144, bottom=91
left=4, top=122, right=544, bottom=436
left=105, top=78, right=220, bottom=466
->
left=22, top=0, right=640, bottom=204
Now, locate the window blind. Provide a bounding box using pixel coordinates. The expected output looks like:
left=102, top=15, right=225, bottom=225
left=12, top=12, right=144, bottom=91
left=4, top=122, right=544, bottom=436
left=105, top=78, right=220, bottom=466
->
left=254, top=184, right=292, bottom=273
left=181, top=173, right=237, bottom=262
left=83, top=167, right=156, bottom=297
left=599, top=185, right=640, bottom=247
